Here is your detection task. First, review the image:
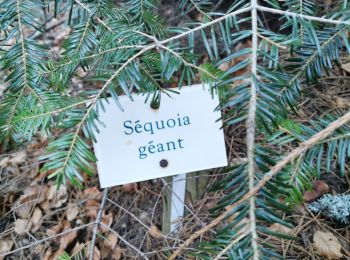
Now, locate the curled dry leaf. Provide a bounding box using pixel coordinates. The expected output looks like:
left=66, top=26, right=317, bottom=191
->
left=47, top=222, right=63, bottom=236
left=14, top=185, right=47, bottom=218
left=10, top=150, right=27, bottom=165
left=83, top=187, right=102, bottom=200
left=122, top=183, right=138, bottom=193
left=0, top=240, right=13, bottom=260
left=99, top=211, right=113, bottom=233
left=60, top=221, right=77, bottom=248
left=303, top=180, right=329, bottom=202
left=46, top=184, right=68, bottom=208
left=85, top=199, right=100, bottom=219
left=313, top=230, right=343, bottom=259
left=111, top=246, right=124, bottom=260
left=149, top=225, right=162, bottom=239
left=14, top=218, right=30, bottom=235
left=104, top=232, right=118, bottom=249
left=66, top=203, right=79, bottom=221
left=87, top=246, right=101, bottom=260
left=29, top=207, right=43, bottom=232
left=341, top=61, right=350, bottom=74
left=269, top=223, right=295, bottom=235
left=0, top=157, right=9, bottom=167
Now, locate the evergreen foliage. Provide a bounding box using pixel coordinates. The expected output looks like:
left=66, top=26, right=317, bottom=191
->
left=1, top=0, right=350, bottom=258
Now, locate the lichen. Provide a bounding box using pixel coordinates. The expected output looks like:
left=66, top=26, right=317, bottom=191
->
left=308, top=194, right=350, bottom=224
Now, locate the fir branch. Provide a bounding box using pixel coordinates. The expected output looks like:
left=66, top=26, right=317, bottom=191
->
left=169, top=109, right=350, bottom=259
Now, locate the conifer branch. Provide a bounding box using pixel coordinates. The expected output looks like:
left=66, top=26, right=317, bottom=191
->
left=169, top=109, right=350, bottom=259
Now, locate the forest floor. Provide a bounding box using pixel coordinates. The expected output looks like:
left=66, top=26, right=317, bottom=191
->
left=1, top=1, right=350, bottom=259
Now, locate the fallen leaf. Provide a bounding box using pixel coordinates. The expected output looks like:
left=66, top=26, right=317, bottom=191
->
left=313, top=231, right=342, bottom=259
left=341, top=62, right=350, bottom=73
left=104, top=233, right=118, bottom=249
left=15, top=185, right=47, bottom=218
left=269, top=223, right=294, bottom=235
left=0, top=157, right=9, bottom=167
left=149, top=225, right=162, bottom=239
left=46, top=184, right=68, bottom=208
left=57, top=221, right=77, bottom=251
left=47, top=223, right=63, bottom=236
left=83, top=187, right=102, bottom=199
left=71, top=242, right=84, bottom=256
left=10, top=150, right=26, bottom=164
left=111, top=246, right=123, bottom=260
left=85, top=199, right=100, bottom=218
left=14, top=219, right=30, bottom=235
left=99, top=211, right=113, bottom=233
left=122, top=183, right=138, bottom=193
left=0, top=240, right=13, bottom=260
left=87, top=246, right=101, bottom=260
left=66, top=203, right=79, bottom=221
left=303, top=180, right=329, bottom=202
left=29, top=207, right=43, bottom=232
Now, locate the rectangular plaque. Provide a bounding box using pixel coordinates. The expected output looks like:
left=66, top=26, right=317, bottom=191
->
left=93, top=84, right=227, bottom=188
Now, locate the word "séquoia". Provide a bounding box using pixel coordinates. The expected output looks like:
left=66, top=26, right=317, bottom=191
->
left=123, top=114, right=191, bottom=159
left=123, top=114, right=191, bottom=135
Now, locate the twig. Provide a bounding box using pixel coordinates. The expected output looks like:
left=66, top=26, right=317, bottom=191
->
left=168, top=110, right=350, bottom=259
left=88, top=188, right=108, bottom=260
left=248, top=1, right=259, bottom=259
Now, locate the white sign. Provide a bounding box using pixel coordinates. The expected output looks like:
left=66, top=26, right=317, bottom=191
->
left=93, top=84, right=227, bottom=188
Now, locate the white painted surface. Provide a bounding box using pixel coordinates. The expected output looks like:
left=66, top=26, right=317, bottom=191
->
left=170, top=174, right=187, bottom=232
left=93, top=84, right=227, bottom=188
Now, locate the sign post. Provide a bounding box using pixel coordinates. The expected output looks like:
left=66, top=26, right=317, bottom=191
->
left=92, top=84, right=227, bottom=233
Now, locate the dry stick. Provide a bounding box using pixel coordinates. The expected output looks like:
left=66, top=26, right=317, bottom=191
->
left=248, top=1, right=259, bottom=259
left=88, top=188, right=108, bottom=260
left=169, top=110, right=350, bottom=259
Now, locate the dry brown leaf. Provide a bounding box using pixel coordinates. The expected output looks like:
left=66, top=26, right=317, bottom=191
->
left=0, top=157, right=9, bottom=167
left=0, top=240, right=13, bottom=260
left=149, top=225, right=162, bottom=239
left=47, top=222, right=63, bottom=236
left=111, top=246, right=124, bottom=260
left=85, top=199, right=100, bottom=218
left=303, top=180, right=329, bottom=202
left=71, top=242, right=84, bottom=256
left=313, top=231, right=342, bottom=259
left=341, top=62, right=350, bottom=73
left=14, top=218, right=30, bottom=235
left=66, top=203, right=79, bottom=221
left=59, top=221, right=77, bottom=250
left=83, top=187, right=102, bottom=199
left=15, top=185, right=47, bottom=218
left=104, top=233, right=119, bottom=249
left=87, top=246, right=101, bottom=260
left=29, top=207, right=43, bottom=232
left=99, top=211, right=113, bottom=233
left=10, top=150, right=26, bottom=164
left=46, top=184, right=68, bottom=208
left=122, top=183, right=138, bottom=193
left=269, top=223, right=294, bottom=235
